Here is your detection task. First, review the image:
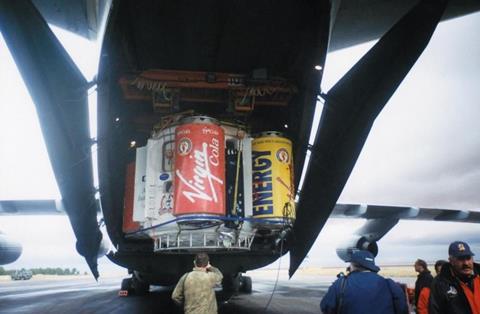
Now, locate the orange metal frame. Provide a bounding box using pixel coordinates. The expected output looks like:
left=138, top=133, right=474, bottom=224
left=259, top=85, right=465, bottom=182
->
left=118, top=69, right=296, bottom=109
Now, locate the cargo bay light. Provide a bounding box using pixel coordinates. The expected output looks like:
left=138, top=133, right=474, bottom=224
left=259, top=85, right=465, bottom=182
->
left=123, top=116, right=296, bottom=251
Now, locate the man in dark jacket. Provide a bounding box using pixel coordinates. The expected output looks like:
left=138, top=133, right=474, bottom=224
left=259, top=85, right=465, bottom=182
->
left=429, top=241, right=480, bottom=314
left=320, top=250, right=408, bottom=314
left=434, top=260, right=448, bottom=275
left=414, top=258, right=433, bottom=309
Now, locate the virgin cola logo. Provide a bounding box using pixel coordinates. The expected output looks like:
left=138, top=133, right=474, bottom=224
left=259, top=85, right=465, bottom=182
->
left=176, top=138, right=223, bottom=203
left=177, top=138, right=192, bottom=156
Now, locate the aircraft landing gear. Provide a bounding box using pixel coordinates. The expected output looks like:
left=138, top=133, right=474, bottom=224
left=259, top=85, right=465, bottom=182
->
left=239, top=275, right=252, bottom=294
left=120, top=272, right=150, bottom=296
left=222, top=273, right=252, bottom=298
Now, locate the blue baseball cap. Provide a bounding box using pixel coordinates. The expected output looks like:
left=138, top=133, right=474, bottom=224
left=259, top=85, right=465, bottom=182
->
left=449, top=241, right=475, bottom=258
left=350, top=250, right=380, bottom=272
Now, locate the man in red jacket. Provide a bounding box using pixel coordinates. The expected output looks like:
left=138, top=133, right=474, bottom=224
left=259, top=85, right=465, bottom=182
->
left=414, top=259, right=433, bottom=310
left=416, top=260, right=448, bottom=314
left=429, top=241, right=480, bottom=314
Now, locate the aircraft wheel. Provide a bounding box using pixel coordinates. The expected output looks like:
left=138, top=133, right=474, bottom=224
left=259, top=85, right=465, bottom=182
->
left=131, top=275, right=150, bottom=295
left=222, top=274, right=240, bottom=293
left=121, top=278, right=132, bottom=291
left=120, top=276, right=149, bottom=296
left=219, top=273, right=241, bottom=301
left=240, top=276, right=252, bottom=294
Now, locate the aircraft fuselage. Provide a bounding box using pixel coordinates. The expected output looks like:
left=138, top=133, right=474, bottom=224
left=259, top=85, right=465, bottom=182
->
left=97, top=0, right=329, bottom=283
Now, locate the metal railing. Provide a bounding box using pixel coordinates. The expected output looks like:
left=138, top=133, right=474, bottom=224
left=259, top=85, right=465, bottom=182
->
left=152, top=229, right=256, bottom=251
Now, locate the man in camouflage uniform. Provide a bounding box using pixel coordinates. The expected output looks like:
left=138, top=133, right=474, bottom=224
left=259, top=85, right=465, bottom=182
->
left=172, top=252, right=223, bottom=314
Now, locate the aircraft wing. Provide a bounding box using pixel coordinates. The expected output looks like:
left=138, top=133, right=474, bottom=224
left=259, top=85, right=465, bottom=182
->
left=3, top=199, right=477, bottom=221
left=329, top=0, right=480, bottom=51
left=0, top=200, right=64, bottom=215
left=331, top=203, right=480, bottom=223
left=331, top=203, right=480, bottom=261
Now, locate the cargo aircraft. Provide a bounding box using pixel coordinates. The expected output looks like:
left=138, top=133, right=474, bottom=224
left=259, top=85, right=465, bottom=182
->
left=1, top=0, right=479, bottom=295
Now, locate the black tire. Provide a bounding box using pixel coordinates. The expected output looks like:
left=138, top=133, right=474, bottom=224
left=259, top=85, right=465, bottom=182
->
left=222, top=274, right=240, bottom=294
left=121, top=278, right=132, bottom=291
left=240, top=276, right=252, bottom=294
left=132, top=275, right=150, bottom=296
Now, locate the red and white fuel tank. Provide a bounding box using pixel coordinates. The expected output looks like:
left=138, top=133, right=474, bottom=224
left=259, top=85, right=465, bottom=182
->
left=173, top=116, right=226, bottom=217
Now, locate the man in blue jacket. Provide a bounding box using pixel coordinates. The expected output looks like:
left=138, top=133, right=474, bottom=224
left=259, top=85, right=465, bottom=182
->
left=320, top=250, right=408, bottom=314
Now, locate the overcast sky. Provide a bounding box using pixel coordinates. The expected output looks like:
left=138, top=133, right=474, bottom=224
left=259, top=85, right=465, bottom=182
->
left=0, top=12, right=479, bottom=274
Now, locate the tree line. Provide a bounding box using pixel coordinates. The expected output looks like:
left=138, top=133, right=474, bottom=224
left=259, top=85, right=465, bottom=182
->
left=0, top=267, right=83, bottom=276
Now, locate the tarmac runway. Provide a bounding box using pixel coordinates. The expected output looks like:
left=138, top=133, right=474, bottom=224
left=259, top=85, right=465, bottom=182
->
left=0, top=274, right=332, bottom=314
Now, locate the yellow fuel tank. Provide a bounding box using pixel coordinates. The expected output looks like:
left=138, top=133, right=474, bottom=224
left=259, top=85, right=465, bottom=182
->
left=251, top=131, right=295, bottom=222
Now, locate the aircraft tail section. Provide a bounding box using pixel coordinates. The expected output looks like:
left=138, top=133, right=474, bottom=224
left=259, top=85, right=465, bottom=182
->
left=0, top=0, right=102, bottom=279
left=289, top=0, right=449, bottom=277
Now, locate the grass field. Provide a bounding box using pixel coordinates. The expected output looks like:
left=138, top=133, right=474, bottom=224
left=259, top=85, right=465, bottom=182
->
left=251, top=265, right=417, bottom=277
left=300, top=266, right=417, bottom=277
